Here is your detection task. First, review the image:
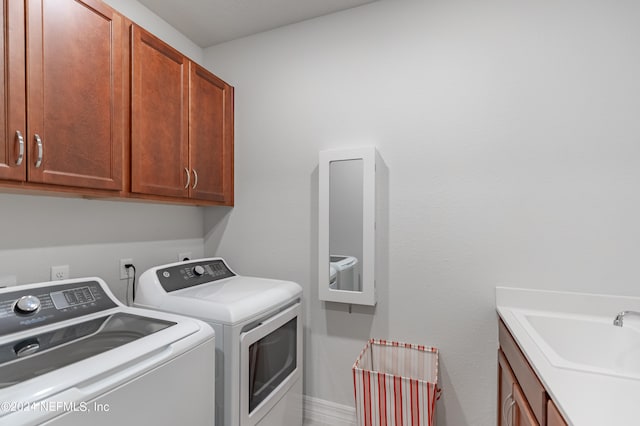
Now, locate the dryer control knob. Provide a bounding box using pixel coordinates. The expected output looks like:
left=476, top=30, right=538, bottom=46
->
left=14, top=295, right=41, bottom=315
left=193, top=265, right=205, bottom=276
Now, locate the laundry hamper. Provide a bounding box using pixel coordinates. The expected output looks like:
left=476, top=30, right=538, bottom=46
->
left=352, top=339, right=440, bottom=426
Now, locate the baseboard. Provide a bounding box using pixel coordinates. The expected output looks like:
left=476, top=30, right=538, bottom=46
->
left=303, top=395, right=356, bottom=426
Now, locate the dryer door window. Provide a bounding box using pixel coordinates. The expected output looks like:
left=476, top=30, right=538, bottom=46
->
left=240, top=302, right=302, bottom=425
left=248, top=317, right=297, bottom=412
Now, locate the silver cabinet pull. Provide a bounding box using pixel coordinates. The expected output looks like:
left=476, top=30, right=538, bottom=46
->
left=184, top=167, right=191, bottom=189
left=34, top=134, right=43, bottom=168
left=15, top=131, right=24, bottom=166
left=502, top=392, right=513, bottom=426
left=505, top=399, right=516, bottom=426
left=192, top=169, right=198, bottom=189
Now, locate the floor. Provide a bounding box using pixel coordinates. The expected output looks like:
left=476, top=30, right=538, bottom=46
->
left=304, top=417, right=352, bottom=426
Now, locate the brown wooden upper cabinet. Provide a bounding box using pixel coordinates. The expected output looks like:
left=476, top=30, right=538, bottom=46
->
left=1, top=0, right=125, bottom=190
left=131, top=25, right=234, bottom=205
left=0, top=0, right=26, bottom=182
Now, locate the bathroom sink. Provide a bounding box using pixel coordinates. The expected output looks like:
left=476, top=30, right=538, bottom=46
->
left=513, top=310, right=640, bottom=380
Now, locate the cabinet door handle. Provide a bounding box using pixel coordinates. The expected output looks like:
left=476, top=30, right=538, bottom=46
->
left=15, top=131, right=24, bottom=166
left=184, top=167, right=191, bottom=189
left=34, top=134, right=43, bottom=168
left=192, top=169, right=198, bottom=189
left=505, top=399, right=516, bottom=426
left=502, top=392, right=513, bottom=426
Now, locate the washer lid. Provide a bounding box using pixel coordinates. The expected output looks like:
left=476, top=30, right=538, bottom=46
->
left=0, top=304, right=214, bottom=417
left=152, top=276, right=302, bottom=325
left=329, top=265, right=337, bottom=281
left=330, top=255, right=358, bottom=271
left=0, top=313, right=174, bottom=389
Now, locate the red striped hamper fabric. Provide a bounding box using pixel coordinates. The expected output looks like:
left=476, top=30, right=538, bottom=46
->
left=352, top=339, right=441, bottom=426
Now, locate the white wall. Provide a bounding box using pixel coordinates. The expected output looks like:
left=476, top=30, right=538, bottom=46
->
left=0, top=1, right=206, bottom=302
left=0, top=193, right=204, bottom=302
left=202, top=0, right=640, bottom=424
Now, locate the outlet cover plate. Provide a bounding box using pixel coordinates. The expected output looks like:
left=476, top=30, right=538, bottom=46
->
left=178, top=252, right=192, bottom=262
left=120, top=258, right=133, bottom=280
left=51, top=265, right=70, bottom=281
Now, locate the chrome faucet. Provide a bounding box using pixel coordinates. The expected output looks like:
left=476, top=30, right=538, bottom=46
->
left=613, top=311, right=640, bottom=327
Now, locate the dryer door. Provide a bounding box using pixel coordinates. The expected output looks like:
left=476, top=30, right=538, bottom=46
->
left=240, top=303, right=302, bottom=426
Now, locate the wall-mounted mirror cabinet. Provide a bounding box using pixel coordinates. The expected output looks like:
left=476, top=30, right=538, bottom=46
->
left=319, top=147, right=383, bottom=306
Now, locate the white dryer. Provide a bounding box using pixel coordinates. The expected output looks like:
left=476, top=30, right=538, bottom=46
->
left=135, top=258, right=303, bottom=426
left=0, top=277, right=215, bottom=426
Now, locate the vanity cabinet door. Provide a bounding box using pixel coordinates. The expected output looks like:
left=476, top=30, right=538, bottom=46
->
left=0, top=0, right=26, bottom=182
left=498, top=350, right=516, bottom=426
left=499, top=320, right=546, bottom=424
left=547, top=400, right=568, bottom=426
left=498, top=350, right=539, bottom=426
left=513, top=384, right=538, bottom=426
left=26, top=0, right=124, bottom=190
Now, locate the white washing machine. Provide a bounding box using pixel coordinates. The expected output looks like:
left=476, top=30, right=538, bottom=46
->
left=0, top=277, right=215, bottom=426
left=330, top=255, right=359, bottom=291
left=135, top=258, right=303, bottom=426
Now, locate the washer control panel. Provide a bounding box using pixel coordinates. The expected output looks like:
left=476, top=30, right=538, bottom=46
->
left=156, top=259, right=236, bottom=293
left=0, top=281, right=117, bottom=336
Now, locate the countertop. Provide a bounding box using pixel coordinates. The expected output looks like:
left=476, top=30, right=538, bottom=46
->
left=496, top=287, right=640, bottom=426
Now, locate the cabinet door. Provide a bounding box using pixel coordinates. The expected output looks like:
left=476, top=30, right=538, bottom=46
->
left=131, top=26, right=189, bottom=198
left=0, top=0, right=26, bottom=182
left=26, top=0, right=124, bottom=190
left=498, top=350, right=516, bottom=426
left=513, top=384, right=538, bottom=426
left=547, top=400, right=568, bottom=426
left=189, top=62, right=233, bottom=203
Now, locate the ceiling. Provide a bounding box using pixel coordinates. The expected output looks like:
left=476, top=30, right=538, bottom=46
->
left=138, top=0, right=380, bottom=47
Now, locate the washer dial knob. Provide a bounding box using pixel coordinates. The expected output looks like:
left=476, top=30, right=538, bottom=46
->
left=14, top=295, right=41, bottom=315
left=14, top=338, right=40, bottom=357
left=193, top=265, right=205, bottom=276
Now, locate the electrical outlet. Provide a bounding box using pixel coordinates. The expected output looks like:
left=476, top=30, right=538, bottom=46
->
left=178, top=252, right=192, bottom=262
left=51, top=265, right=69, bottom=281
left=120, top=258, right=133, bottom=280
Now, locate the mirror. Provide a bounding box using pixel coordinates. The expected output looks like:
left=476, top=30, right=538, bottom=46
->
left=319, top=147, right=378, bottom=306
left=329, top=159, right=363, bottom=292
